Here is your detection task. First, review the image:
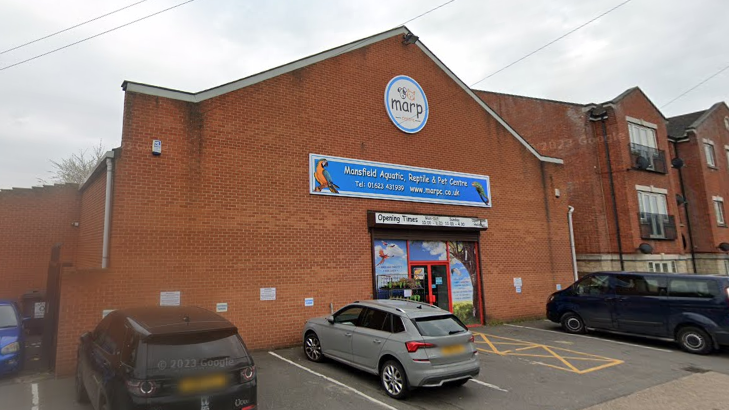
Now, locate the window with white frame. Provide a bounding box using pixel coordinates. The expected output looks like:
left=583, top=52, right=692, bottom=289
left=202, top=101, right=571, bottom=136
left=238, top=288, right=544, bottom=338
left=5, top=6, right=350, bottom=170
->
left=704, top=141, right=717, bottom=167
left=726, top=147, right=729, bottom=171
left=638, top=191, right=669, bottom=238
left=648, top=261, right=676, bottom=273
left=713, top=197, right=725, bottom=226
left=724, top=116, right=729, bottom=131
left=628, top=123, right=658, bottom=148
left=724, top=260, right=729, bottom=276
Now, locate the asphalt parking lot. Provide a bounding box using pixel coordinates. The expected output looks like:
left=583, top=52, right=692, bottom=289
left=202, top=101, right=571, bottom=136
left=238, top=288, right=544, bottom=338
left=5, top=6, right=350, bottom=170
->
left=2, top=320, right=729, bottom=410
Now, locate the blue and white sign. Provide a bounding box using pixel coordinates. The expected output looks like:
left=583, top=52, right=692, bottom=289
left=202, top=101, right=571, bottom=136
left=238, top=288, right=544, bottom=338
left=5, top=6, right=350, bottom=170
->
left=385, top=75, right=428, bottom=133
left=304, top=298, right=314, bottom=307
left=310, top=154, right=491, bottom=207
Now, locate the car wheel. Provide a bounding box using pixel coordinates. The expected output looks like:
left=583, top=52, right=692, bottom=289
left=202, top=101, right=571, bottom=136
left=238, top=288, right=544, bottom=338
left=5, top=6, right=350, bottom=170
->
left=677, top=327, right=714, bottom=355
left=560, top=312, right=586, bottom=334
left=304, top=332, right=324, bottom=362
left=380, top=360, right=409, bottom=400
left=74, top=365, right=89, bottom=403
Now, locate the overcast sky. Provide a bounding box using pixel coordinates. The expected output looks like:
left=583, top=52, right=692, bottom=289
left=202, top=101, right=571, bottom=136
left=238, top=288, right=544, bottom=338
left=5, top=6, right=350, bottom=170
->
left=1, top=0, right=727, bottom=188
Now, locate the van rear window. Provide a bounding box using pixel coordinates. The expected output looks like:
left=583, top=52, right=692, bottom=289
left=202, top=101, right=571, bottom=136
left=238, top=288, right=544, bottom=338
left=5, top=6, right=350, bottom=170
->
left=668, top=279, right=720, bottom=298
left=413, top=315, right=467, bottom=337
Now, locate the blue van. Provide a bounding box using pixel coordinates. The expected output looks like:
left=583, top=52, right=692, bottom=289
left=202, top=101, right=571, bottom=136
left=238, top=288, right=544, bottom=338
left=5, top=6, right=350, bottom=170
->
left=547, top=272, right=729, bottom=354
left=0, top=300, right=25, bottom=376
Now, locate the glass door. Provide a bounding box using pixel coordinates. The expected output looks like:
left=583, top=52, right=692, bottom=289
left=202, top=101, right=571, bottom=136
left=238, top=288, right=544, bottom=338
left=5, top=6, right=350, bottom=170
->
left=411, top=264, right=450, bottom=310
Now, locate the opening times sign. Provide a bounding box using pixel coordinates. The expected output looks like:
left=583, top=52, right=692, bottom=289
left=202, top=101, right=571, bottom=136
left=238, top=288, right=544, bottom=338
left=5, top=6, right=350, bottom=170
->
left=309, top=154, right=491, bottom=207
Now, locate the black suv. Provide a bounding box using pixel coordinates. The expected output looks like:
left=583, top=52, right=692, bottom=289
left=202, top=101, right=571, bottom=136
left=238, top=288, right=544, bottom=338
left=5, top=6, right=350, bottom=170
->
left=76, top=306, right=256, bottom=410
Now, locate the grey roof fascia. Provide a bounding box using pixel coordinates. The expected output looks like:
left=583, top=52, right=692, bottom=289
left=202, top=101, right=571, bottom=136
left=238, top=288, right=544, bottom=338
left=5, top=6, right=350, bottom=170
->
left=79, top=150, right=115, bottom=192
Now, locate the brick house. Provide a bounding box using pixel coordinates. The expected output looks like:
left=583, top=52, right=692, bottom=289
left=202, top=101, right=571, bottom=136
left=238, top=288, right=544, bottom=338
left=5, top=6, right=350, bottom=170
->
left=0, top=27, right=575, bottom=375
left=477, top=87, right=692, bottom=275
left=668, top=102, right=729, bottom=274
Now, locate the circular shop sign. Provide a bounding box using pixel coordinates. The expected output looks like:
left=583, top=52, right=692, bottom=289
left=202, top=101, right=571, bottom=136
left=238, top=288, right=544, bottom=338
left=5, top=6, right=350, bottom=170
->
left=384, top=75, right=429, bottom=134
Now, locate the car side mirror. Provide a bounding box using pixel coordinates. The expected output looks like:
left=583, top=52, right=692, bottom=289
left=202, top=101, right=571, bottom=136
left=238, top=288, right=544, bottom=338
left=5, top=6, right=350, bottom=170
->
left=326, top=315, right=334, bottom=324
left=80, top=332, right=91, bottom=343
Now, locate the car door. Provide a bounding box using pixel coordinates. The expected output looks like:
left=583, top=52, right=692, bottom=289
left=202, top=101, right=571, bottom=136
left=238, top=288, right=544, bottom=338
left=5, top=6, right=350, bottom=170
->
left=351, top=309, right=390, bottom=371
left=613, top=274, right=668, bottom=336
left=88, top=315, right=122, bottom=407
left=570, top=274, right=615, bottom=329
left=83, top=315, right=112, bottom=406
left=318, top=305, right=364, bottom=363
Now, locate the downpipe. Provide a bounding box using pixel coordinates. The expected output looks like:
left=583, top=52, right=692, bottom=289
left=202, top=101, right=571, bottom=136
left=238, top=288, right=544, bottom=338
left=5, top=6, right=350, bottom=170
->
left=102, top=157, right=113, bottom=268
left=568, top=206, right=578, bottom=281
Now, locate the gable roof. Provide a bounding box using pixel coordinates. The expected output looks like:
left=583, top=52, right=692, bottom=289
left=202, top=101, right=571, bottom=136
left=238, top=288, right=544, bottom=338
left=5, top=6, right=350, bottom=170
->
left=667, top=110, right=706, bottom=139
left=472, top=89, right=584, bottom=107
left=599, top=87, right=668, bottom=122
left=121, top=26, right=562, bottom=165
left=667, top=102, right=729, bottom=139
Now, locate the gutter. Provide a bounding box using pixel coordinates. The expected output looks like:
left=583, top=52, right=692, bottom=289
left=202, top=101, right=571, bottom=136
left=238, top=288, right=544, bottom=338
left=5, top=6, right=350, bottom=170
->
left=568, top=206, right=578, bottom=281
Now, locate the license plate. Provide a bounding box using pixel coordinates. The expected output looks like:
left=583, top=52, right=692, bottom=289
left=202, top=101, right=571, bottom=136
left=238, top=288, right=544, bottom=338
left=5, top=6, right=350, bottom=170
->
left=441, top=344, right=466, bottom=356
left=179, top=374, right=227, bottom=394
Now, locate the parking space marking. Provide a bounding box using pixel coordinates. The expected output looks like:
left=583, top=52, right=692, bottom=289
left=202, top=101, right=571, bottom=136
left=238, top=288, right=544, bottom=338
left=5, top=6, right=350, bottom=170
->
left=31, top=383, right=38, bottom=410
left=504, top=324, right=674, bottom=353
left=472, top=332, right=624, bottom=374
left=469, top=379, right=508, bottom=392
left=268, top=352, right=399, bottom=410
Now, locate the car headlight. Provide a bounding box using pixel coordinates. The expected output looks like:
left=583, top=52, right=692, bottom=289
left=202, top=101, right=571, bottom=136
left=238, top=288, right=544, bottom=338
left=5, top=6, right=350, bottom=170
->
left=1, top=342, right=19, bottom=355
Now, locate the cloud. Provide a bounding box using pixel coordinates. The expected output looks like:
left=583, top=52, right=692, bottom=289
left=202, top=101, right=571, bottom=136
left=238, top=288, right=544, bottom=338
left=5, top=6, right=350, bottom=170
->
left=1, top=0, right=727, bottom=187
left=420, top=241, right=447, bottom=260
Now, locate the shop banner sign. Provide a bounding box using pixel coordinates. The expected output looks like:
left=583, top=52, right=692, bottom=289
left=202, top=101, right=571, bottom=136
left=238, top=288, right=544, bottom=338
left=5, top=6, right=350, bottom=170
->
left=310, top=154, right=491, bottom=207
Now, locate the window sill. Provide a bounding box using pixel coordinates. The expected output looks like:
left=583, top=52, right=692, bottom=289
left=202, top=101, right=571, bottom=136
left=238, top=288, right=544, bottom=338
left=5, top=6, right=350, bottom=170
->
left=707, top=165, right=719, bottom=170
left=718, top=224, right=727, bottom=228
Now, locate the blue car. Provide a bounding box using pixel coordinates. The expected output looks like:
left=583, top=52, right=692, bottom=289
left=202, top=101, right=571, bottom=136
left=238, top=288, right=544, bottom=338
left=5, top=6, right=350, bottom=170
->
left=0, top=300, right=24, bottom=376
left=547, top=272, right=729, bottom=354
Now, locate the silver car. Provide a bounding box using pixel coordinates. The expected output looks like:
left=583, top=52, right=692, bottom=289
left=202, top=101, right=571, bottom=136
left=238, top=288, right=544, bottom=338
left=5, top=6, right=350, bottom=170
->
left=302, top=299, right=480, bottom=399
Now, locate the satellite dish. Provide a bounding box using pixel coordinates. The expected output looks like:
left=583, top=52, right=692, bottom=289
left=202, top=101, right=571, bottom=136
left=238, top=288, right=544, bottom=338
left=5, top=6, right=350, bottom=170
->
left=671, top=157, right=685, bottom=169
left=676, top=194, right=686, bottom=206
left=718, top=242, right=729, bottom=252
left=638, top=243, right=653, bottom=254
left=635, top=156, right=650, bottom=170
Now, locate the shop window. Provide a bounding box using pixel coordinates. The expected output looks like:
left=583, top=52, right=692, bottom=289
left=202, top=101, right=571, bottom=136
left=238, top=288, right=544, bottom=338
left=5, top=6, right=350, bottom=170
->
left=372, top=238, right=483, bottom=326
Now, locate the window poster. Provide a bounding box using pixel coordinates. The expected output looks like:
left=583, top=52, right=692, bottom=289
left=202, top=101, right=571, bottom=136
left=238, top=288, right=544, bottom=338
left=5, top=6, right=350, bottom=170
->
left=374, top=240, right=408, bottom=277
left=448, top=241, right=480, bottom=325
left=409, top=241, right=447, bottom=261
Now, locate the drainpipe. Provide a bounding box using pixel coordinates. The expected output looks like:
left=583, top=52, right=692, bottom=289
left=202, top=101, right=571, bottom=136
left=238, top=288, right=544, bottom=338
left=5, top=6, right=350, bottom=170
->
left=590, top=107, right=625, bottom=271
left=101, top=157, right=114, bottom=268
left=568, top=206, right=578, bottom=281
left=674, top=141, right=697, bottom=274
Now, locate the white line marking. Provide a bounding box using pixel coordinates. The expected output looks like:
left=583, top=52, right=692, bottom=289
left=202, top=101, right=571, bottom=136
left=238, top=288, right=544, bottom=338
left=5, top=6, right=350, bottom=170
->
left=268, top=352, right=399, bottom=410
left=469, top=378, right=508, bottom=392
left=31, top=383, right=39, bottom=410
left=503, top=324, right=673, bottom=352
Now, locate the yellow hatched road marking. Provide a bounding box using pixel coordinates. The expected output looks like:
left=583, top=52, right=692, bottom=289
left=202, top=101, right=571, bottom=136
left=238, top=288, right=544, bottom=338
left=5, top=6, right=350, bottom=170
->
left=473, top=332, right=623, bottom=374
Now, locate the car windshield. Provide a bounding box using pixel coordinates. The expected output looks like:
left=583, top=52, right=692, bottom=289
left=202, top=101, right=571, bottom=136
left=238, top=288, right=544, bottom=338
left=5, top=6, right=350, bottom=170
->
left=0, top=305, right=19, bottom=328
left=145, top=332, right=249, bottom=376
left=413, top=315, right=467, bottom=337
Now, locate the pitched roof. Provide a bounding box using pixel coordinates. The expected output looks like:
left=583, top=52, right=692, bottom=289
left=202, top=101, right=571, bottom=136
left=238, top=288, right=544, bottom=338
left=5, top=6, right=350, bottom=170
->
left=667, top=102, right=729, bottom=139
left=121, top=27, right=562, bottom=165
left=667, top=110, right=706, bottom=139
left=472, top=89, right=584, bottom=107
left=598, top=87, right=668, bottom=122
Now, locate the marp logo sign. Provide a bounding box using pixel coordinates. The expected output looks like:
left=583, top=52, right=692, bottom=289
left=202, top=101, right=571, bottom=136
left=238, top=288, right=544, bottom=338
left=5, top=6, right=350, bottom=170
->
left=385, top=75, right=429, bottom=134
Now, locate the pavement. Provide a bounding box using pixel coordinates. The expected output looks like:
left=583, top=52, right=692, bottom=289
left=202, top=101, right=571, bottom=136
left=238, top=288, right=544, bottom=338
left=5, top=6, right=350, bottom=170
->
left=1, top=320, right=728, bottom=410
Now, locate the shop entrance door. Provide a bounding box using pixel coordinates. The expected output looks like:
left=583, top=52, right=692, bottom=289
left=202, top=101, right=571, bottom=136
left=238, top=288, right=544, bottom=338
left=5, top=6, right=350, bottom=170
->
left=410, top=263, right=450, bottom=311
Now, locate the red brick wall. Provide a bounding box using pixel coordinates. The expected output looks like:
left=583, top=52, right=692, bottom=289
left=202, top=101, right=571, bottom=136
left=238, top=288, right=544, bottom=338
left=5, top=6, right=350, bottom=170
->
left=478, top=89, right=686, bottom=258
left=56, top=36, right=573, bottom=375
left=476, top=92, right=613, bottom=255
left=0, top=184, right=79, bottom=302
left=75, top=172, right=107, bottom=269
left=677, top=104, right=729, bottom=253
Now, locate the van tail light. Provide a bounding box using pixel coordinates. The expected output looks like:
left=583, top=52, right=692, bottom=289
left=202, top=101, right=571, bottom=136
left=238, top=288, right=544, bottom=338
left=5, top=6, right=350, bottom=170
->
left=240, top=365, right=256, bottom=382
left=406, top=341, right=436, bottom=353
left=126, top=380, right=159, bottom=397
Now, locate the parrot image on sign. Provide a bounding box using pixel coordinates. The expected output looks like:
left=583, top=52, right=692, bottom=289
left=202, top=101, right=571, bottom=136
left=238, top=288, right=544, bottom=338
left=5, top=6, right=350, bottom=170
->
left=376, top=241, right=398, bottom=266
left=314, top=159, right=339, bottom=194
left=471, top=181, right=489, bottom=205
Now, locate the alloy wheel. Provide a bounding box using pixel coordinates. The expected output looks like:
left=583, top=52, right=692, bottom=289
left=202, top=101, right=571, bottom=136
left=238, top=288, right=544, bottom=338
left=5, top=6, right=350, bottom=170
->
left=382, top=364, right=403, bottom=396
left=305, top=335, right=322, bottom=361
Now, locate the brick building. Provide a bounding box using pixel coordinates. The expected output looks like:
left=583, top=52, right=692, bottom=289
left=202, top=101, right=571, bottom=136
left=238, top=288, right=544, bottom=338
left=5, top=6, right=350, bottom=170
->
left=668, top=102, right=729, bottom=274
left=0, top=27, right=575, bottom=376
left=477, top=87, right=692, bottom=275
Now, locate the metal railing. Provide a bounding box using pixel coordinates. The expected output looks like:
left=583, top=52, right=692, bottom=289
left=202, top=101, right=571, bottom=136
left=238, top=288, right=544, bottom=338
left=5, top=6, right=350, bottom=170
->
left=629, top=143, right=667, bottom=174
left=638, top=212, right=677, bottom=240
